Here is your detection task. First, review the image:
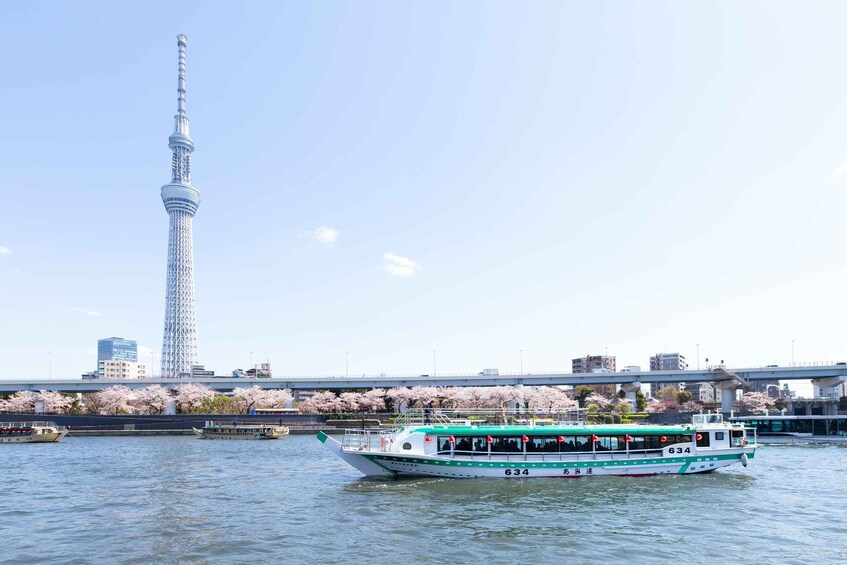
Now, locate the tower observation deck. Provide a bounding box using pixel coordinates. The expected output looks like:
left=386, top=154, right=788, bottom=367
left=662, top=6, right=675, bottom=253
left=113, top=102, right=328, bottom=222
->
left=160, top=34, right=200, bottom=378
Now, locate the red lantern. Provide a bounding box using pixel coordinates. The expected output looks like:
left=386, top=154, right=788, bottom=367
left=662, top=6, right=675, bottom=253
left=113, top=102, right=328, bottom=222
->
left=660, top=435, right=667, bottom=442
left=448, top=436, right=455, bottom=444
left=557, top=435, right=565, bottom=443
left=591, top=435, right=599, bottom=442
left=696, top=433, right=702, bottom=441
left=625, top=435, right=633, bottom=443
left=522, top=435, right=529, bottom=443
left=425, top=436, right=432, bottom=443
left=486, top=435, right=493, bottom=444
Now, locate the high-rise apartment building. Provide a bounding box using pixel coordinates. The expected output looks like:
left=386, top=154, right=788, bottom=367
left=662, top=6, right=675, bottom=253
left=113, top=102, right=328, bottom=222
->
left=572, top=355, right=616, bottom=373
left=649, top=352, right=687, bottom=397
left=98, top=337, right=138, bottom=365
left=650, top=353, right=687, bottom=371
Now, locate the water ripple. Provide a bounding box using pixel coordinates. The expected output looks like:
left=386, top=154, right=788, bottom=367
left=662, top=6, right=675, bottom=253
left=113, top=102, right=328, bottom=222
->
left=2, top=438, right=846, bottom=564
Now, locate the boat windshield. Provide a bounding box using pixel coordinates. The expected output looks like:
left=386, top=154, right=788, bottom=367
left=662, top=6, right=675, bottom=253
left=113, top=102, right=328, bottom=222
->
left=692, top=414, right=723, bottom=426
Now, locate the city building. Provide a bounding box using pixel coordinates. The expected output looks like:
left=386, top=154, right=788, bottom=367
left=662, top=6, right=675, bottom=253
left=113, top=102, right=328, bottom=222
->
left=649, top=352, right=687, bottom=397
left=98, top=337, right=137, bottom=365
left=160, top=34, right=201, bottom=378
left=190, top=364, right=215, bottom=378
left=572, top=355, right=616, bottom=374
left=99, top=360, right=147, bottom=379
left=650, top=352, right=687, bottom=371
left=681, top=382, right=721, bottom=404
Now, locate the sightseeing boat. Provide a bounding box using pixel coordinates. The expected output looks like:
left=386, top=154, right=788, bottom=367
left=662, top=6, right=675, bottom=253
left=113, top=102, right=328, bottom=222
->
left=193, top=421, right=289, bottom=440
left=318, top=412, right=756, bottom=478
left=0, top=421, right=68, bottom=443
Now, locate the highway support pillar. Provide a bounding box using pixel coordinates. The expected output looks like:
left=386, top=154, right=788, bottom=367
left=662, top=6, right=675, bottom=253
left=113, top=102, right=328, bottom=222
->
left=810, top=376, right=846, bottom=401
left=714, top=368, right=749, bottom=414
left=620, top=381, right=642, bottom=404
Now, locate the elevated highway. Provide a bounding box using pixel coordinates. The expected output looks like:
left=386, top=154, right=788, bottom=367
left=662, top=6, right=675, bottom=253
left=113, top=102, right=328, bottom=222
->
left=1, top=364, right=844, bottom=413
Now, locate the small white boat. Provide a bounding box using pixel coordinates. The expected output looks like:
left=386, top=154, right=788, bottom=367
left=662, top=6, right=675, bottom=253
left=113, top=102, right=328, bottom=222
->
left=193, top=421, right=289, bottom=440
left=318, top=411, right=757, bottom=479
left=0, top=421, right=68, bottom=443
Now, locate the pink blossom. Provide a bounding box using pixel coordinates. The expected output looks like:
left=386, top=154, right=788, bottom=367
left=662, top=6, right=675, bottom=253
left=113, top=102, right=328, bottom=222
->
left=0, top=391, right=35, bottom=413
left=135, top=385, right=173, bottom=414
left=93, top=385, right=135, bottom=415
left=175, top=383, right=215, bottom=414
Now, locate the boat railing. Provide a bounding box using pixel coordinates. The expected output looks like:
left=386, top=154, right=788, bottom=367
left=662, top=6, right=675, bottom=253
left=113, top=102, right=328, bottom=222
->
left=342, top=429, right=397, bottom=452
left=0, top=421, right=62, bottom=429
left=392, top=408, right=586, bottom=428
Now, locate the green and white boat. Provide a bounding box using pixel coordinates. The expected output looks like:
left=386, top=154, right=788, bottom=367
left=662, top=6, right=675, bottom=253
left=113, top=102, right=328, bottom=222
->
left=318, top=412, right=756, bottom=479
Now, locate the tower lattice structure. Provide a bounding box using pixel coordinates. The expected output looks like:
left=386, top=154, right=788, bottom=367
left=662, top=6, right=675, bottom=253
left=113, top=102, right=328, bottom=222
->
left=160, top=34, right=200, bottom=378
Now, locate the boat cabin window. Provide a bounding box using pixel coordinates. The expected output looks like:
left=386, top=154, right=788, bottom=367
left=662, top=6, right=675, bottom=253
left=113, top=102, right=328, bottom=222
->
left=402, top=442, right=412, bottom=450
left=437, top=436, right=490, bottom=453
left=714, top=432, right=725, bottom=441
left=490, top=437, right=522, bottom=453
left=696, top=433, right=710, bottom=447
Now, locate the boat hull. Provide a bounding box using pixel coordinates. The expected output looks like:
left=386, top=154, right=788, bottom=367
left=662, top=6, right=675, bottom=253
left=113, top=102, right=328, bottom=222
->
left=0, top=430, right=67, bottom=444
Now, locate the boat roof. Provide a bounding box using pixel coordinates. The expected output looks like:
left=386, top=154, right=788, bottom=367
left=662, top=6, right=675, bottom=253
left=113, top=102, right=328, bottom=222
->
left=406, top=425, right=694, bottom=436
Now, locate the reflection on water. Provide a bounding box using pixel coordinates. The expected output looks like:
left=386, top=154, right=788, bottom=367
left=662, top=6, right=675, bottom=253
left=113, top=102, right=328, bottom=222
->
left=3, top=436, right=846, bottom=564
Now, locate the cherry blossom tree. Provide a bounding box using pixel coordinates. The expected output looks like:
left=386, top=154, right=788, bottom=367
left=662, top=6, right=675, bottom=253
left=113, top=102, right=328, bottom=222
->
left=35, top=390, right=74, bottom=414
left=263, top=389, right=294, bottom=409
left=385, top=387, right=412, bottom=412
left=299, top=390, right=342, bottom=413
left=135, top=385, right=173, bottom=415
left=408, top=386, right=440, bottom=408
left=175, top=383, right=215, bottom=414
left=231, top=386, right=293, bottom=413
left=739, top=391, right=776, bottom=415
left=359, top=389, right=386, bottom=412
left=93, top=385, right=135, bottom=415
left=338, top=392, right=362, bottom=412
left=528, top=387, right=578, bottom=413
left=0, top=391, right=35, bottom=413
left=645, top=398, right=679, bottom=413
left=584, top=392, right=611, bottom=412
left=452, top=387, right=496, bottom=409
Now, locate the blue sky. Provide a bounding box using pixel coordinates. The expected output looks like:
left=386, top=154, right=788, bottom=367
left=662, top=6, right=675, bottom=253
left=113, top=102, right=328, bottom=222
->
left=2, top=1, right=847, bottom=388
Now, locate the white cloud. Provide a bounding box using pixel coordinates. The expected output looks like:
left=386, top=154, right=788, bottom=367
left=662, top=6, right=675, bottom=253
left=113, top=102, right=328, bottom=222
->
left=302, top=225, right=341, bottom=246
left=0, top=246, right=10, bottom=256
left=830, top=164, right=847, bottom=180
left=382, top=252, right=420, bottom=278
left=69, top=306, right=103, bottom=318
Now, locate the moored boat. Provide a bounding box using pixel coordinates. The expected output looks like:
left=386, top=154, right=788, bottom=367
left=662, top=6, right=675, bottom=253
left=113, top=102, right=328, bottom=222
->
left=193, top=421, right=289, bottom=440
left=0, top=421, right=68, bottom=443
left=318, top=411, right=756, bottom=478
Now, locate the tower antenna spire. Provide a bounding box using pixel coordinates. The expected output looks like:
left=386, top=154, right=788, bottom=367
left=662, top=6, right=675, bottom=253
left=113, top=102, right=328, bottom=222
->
left=177, top=34, right=187, bottom=116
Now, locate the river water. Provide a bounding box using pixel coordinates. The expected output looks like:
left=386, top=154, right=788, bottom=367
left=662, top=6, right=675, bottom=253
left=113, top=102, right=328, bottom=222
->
left=3, top=435, right=846, bottom=564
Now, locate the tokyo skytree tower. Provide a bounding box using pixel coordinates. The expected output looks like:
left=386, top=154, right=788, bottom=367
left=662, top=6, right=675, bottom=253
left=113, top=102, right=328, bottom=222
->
left=160, top=34, right=200, bottom=377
